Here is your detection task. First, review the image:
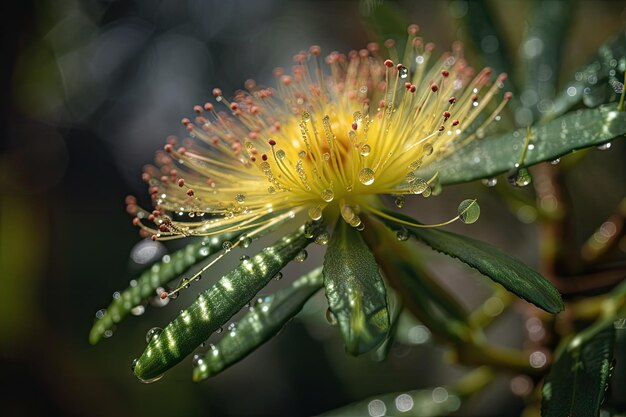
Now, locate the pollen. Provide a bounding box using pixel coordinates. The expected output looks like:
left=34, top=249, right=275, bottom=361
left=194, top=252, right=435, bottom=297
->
left=132, top=26, right=511, bottom=240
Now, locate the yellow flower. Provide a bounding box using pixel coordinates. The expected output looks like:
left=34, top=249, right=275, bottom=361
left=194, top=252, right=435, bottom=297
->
left=129, top=25, right=511, bottom=245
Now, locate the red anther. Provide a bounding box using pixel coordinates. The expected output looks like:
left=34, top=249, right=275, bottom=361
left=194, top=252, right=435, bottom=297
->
left=405, top=82, right=412, bottom=89
left=409, top=85, right=416, bottom=93
left=498, top=73, right=508, bottom=81
left=425, top=42, right=435, bottom=52
left=177, top=147, right=186, bottom=155
left=230, top=103, right=239, bottom=111
left=430, top=83, right=439, bottom=92
left=125, top=195, right=137, bottom=205
left=504, top=91, right=513, bottom=100
left=186, top=124, right=194, bottom=132
left=448, top=96, right=457, bottom=104
left=472, top=94, right=479, bottom=102
left=310, top=45, right=321, bottom=56
left=151, top=235, right=158, bottom=241
left=187, top=189, right=195, bottom=197
left=160, top=175, right=168, bottom=183
left=378, top=99, right=386, bottom=108
left=250, top=106, right=260, bottom=115
left=159, top=224, right=169, bottom=232
left=178, top=178, right=185, bottom=187
left=160, top=292, right=168, bottom=299
left=352, top=122, right=358, bottom=131
left=126, top=204, right=137, bottom=215
left=441, top=70, right=449, bottom=77
left=408, top=24, right=419, bottom=35
left=261, top=154, right=268, bottom=161
left=359, top=49, right=369, bottom=58
left=132, top=217, right=140, bottom=226
left=248, top=132, right=259, bottom=140
left=367, top=42, right=379, bottom=53
left=268, top=139, right=277, bottom=146
left=193, top=105, right=203, bottom=113
left=384, top=59, right=394, bottom=68
left=212, top=88, right=222, bottom=97
left=443, top=111, right=451, bottom=118
left=203, top=102, right=213, bottom=112
left=384, top=39, right=395, bottom=49
left=452, top=119, right=460, bottom=126
left=250, top=156, right=256, bottom=162
left=211, top=137, right=219, bottom=145
left=273, top=121, right=281, bottom=130
left=152, top=210, right=160, bottom=217
left=396, top=63, right=403, bottom=71
left=164, top=144, right=173, bottom=153
left=142, top=173, right=151, bottom=182
left=244, top=79, right=256, bottom=89
left=181, top=118, right=191, bottom=126
left=149, top=186, right=159, bottom=195
left=438, top=125, right=445, bottom=131
left=148, top=214, right=155, bottom=222
left=281, top=75, right=292, bottom=85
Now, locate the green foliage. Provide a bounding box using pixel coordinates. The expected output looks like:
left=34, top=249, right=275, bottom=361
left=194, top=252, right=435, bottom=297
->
left=418, top=103, right=626, bottom=185
left=323, top=220, right=391, bottom=355
left=132, top=224, right=321, bottom=381
left=377, top=210, right=563, bottom=314
left=542, top=322, right=616, bottom=417
left=192, top=267, right=323, bottom=381
left=89, top=232, right=240, bottom=344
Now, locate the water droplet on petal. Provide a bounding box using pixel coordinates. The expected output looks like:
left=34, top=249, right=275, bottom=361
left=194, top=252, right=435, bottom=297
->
left=235, top=194, right=246, bottom=204
left=308, top=206, right=323, bottom=220
left=321, top=188, right=334, bottom=202
left=131, top=305, right=146, bottom=316
left=458, top=200, right=480, bottom=224
left=359, top=168, right=375, bottom=185
left=302, top=111, right=311, bottom=122
left=399, top=66, right=409, bottom=79
left=275, top=149, right=286, bottom=160
left=298, top=150, right=307, bottom=158
left=422, top=143, right=434, bottom=156
left=222, top=241, right=233, bottom=251
left=360, top=144, right=371, bottom=156
left=145, top=327, right=163, bottom=343
left=410, top=178, right=429, bottom=194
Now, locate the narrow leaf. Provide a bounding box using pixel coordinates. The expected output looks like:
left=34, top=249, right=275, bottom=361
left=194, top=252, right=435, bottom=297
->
left=323, top=220, right=390, bottom=355
left=89, top=232, right=239, bottom=344
left=542, top=321, right=616, bottom=417
left=417, top=104, right=626, bottom=185
left=132, top=223, right=321, bottom=381
left=192, top=267, right=323, bottom=381
left=550, top=31, right=626, bottom=118
left=377, top=211, right=564, bottom=313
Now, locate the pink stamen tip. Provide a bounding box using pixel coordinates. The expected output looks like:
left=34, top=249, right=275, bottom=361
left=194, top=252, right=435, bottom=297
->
left=178, top=179, right=185, bottom=187
left=448, top=96, right=456, bottom=104
left=160, top=292, right=168, bottom=300
left=310, top=45, right=321, bottom=56
left=408, top=24, right=419, bottom=35
left=452, top=119, right=460, bottom=126
left=212, top=88, right=222, bottom=97
left=351, top=122, right=358, bottom=131
left=384, top=59, right=394, bottom=68
left=504, top=92, right=513, bottom=100
left=443, top=111, right=451, bottom=118
left=441, top=70, right=449, bottom=77
left=430, top=84, right=438, bottom=92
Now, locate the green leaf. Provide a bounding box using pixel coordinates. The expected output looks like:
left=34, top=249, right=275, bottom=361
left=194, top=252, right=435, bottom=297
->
left=542, top=321, right=616, bottom=417
left=191, top=267, right=323, bottom=381
left=376, top=210, right=564, bottom=313
left=550, top=32, right=626, bottom=119
left=89, top=231, right=239, bottom=344
left=417, top=104, right=626, bottom=185
left=132, top=224, right=321, bottom=382
left=323, top=220, right=390, bottom=355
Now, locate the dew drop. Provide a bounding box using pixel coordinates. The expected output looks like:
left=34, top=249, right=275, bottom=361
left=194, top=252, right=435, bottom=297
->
left=169, top=291, right=179, bottom=299
left=294, top=250, right=308, bottom=262
left=131, top=358, right=138, bottom=372
left=308, top=206, right=323, bottom=221
left=321, top=188, right=334, bottom=202
left=353, top=111, right=363, bottom=122
left=359, top=168, right=375, bottom=185
left=422, top=143, right=434, bottom=156
left=131, top=305, right=146, bottom=316
left=597, top=142, right=611, bottom=150
left=145, top=327, right=163, bottom=343
left=507, top=167, right=532, bottom=187
left=360, top=144, right=371, bottom=156
left=267, top=186, right=276, bottom=194
left=222, top=241, right=233, bottom=251
left=192, top=354, right=203, bottom=367
left=239, top=255, right=250, bottom=262
left=325, top=308, right=338, bottom=326
left=550, top=158, right=560, bottom=165
left=302, top=111, right=311, bottom=122
left=274, top=272, right=283, bottom=281
left=95, top=309, right=106, bottom=319
left=481, top=178, right=498, bottom=187
left=422, top=187, right=432, bottom=198
left=396, top=228, right=409, bottom=241
left=410, top=178, right=429, bottom=194
left=399, top=66, right=409, bottom=79
left=112, top=291, right=121, bottom=300
left=394, top=196, right=405, bottom=208
left=275, top=149, right=286, bottom=160
left=240, top=235, right=252, bottom=248
left=298, top=150, right=307, bottom=158
left=215, top=326, right=223, bottom=334
left=458, top=200, right=480, bottom=224
left=139, top=374, right=164, bottom=384
left=315, top=232, right=329, bottom=245
left=322, top=152, right=331, bottom=161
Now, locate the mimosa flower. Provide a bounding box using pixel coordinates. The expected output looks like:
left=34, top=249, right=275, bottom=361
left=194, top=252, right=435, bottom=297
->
left=129, top=26, right=511, bottom=244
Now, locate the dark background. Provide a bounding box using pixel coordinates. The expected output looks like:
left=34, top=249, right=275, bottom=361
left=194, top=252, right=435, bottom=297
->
left=1, top=1, right=625, bottom=416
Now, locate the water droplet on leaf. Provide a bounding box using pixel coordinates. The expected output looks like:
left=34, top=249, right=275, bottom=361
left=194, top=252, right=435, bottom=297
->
left=507, top=167, right=532, bottom=187
left=294, top=250, right=308, bottom=262
left=145, top=327, right=163, bottom=343
left=458, top=200, right=480, bottom=224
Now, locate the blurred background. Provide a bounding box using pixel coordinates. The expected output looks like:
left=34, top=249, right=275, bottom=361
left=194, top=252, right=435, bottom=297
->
left=1, top=1, right=625, bottom=416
